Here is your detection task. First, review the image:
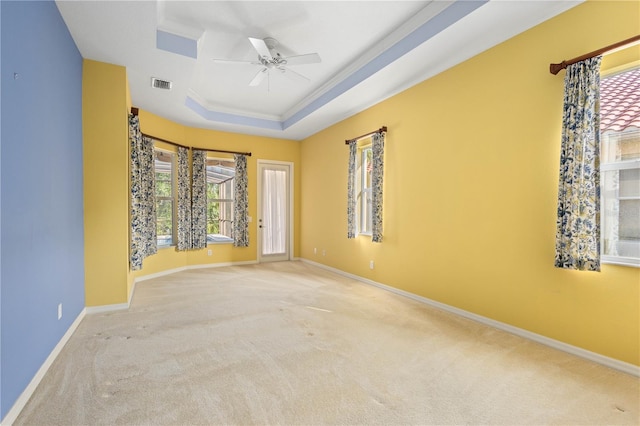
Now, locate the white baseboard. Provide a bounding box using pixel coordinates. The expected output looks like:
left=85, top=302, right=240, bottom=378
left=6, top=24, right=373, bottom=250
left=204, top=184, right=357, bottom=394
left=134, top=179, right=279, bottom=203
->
left=187, top=260, right=258, bottom=271
left=134, top=260, right=259, bottom=284
left=85, top=303, right=129, bottom=315
left=1, top=308, right=87, bottom=426
left=300, top=259, right=640, bottom=377
left=128, top=278, right=137, bottom=306
left=133, top=265, right=188, bottom=283
left=84, top=261, right=260, bottom=314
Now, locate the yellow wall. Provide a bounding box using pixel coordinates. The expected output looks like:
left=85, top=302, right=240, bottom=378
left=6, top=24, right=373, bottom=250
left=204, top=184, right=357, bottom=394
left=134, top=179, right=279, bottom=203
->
left=83, top=59, right=130, bottom=306
left=125, top=76, right=135, bottom=301
left=82, top=1, right=638, bottom=365
left=300, top=1, right=640, bottom=365
left=83, top=59, right=301, bottom=303
left=129, top=110, right=302, bottom=279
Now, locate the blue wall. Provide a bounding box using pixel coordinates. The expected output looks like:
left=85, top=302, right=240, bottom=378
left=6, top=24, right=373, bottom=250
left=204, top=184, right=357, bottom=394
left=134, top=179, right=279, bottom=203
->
left=0, top=1, right=85, bottom=418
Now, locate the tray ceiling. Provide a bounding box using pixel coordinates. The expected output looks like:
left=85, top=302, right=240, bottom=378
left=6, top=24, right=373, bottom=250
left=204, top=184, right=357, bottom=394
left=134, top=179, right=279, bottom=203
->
left=56, top=0, right=582, bottom=140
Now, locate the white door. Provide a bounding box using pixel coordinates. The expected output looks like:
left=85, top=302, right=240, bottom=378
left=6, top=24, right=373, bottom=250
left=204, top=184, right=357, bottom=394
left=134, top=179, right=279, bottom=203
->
left=258, top=161, right=292, bottom=262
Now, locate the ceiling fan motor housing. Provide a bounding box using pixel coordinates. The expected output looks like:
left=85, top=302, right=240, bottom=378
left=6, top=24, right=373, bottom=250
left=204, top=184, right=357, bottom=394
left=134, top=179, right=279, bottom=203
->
left=259, top=52, right=287, bottom=69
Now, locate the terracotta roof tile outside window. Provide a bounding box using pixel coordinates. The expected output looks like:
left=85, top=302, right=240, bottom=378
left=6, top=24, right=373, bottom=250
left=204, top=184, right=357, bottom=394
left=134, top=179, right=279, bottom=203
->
left=600, top=67, right=640, bottom=133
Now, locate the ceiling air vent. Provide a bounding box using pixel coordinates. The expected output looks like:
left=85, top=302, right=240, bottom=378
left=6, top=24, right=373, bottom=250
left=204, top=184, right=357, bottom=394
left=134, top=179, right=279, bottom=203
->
left=151, top=77, right=172, bottom=90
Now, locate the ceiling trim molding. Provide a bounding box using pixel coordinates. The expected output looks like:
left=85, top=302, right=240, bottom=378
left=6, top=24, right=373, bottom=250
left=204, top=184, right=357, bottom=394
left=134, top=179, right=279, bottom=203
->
left=283, top=0, right=487, bottom=129
left=281, top=0, right=455, bottom=121
left=184, top=0, right=488, bottom=133
left=186, top=96, right=284, bottom=131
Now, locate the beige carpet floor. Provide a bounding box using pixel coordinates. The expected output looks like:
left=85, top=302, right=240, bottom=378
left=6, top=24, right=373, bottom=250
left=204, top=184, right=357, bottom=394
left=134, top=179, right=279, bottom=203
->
left=15, top=261, right=639, bottom=425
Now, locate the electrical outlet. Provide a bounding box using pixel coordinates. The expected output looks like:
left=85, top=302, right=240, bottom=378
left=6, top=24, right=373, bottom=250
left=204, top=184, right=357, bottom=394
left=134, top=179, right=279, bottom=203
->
left=247, top=216, right=252, bottom=223
left=58, top=303, right=63, bottom=320
left=314, top=248, right=317, bottom=255
left=322, top=249, right=326, bottom=256
left=207, top=249, right=212, bottom=256
left=370, top=260, right=375, bottom=270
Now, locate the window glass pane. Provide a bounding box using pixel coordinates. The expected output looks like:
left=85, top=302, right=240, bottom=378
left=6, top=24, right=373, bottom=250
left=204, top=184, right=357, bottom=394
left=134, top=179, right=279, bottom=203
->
left=364, top=148, right=372, bottom=189
left=619, top=168, right=640, bottom=198
left=620, top=199, right=640, bottom=239
left=207, top=200, right=221, bottom=234
left=154, top=150, right=174, bottom=246
left=206, top=158, right=235, bottom=242
left=602, top=169, right=618, bottom=256
left=156, top=199, right=173, bottom=246
left=221, top=179, right=233, bottom=199
left=155, top=151, right=173, bottom=198
left=208, top=181, right=220, bottom=199
left=365, top=191, right=372, bottom=233
left=602, top=129, right=640, bottom=163
left=602, top=167, right=640, bottom=258
left=600, top=68, right=640, bottom=263
left=358, top=146, right=373, bottom=235
left=155, top=174, right=171, bottom=197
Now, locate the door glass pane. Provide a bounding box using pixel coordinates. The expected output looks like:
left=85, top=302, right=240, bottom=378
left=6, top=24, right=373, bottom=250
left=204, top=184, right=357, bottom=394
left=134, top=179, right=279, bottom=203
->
left=262, top=168, right=287, bottom=256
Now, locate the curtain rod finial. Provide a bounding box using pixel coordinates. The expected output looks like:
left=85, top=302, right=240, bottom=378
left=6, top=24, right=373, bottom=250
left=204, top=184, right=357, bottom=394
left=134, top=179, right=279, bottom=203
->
left=549, top=61, right=566, bottom=75
left=131, top=107, right=139, bottom=115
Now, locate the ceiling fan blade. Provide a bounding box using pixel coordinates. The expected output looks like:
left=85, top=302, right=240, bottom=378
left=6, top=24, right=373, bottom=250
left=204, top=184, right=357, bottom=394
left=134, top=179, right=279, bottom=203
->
left=280, top=67, right=310, bottom=83
left=283, top=53, right=321, bottom=66
left=248, top=37, right=273, bottom=61
left=213, top=58, right=261, bottom=66
left=249, top=68, right=268, bottom=86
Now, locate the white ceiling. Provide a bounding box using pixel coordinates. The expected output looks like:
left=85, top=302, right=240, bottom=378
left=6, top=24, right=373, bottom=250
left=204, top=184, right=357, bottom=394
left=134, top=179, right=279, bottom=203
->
left=56, top=0, right=582, bottom=140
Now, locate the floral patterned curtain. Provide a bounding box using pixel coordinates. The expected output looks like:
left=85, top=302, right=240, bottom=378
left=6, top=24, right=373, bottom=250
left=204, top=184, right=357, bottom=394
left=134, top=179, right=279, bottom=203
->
left=371, top=132, right=385, bottom=243
left=233, top=154, right=249, bottom=247
left=555, top=56, right=602, bottom=271
left=347, top=140, right=357, bottom=238
left=191, top=149, right=208, bottom=249
left=176, top=146, right=192, bottom=251
left=129, top=113, right=157, bottom=270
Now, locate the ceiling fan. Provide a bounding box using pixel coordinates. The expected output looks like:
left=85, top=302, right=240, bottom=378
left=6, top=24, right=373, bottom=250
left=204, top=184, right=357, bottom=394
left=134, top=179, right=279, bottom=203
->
left=213, top=37, right=321, bottom=87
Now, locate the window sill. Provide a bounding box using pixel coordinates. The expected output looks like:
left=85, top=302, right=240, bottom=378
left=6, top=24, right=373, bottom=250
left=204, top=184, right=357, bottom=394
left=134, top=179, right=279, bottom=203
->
left=207, top=234, right=233, bottom=244
left=602, top=256, right=640, bottom=268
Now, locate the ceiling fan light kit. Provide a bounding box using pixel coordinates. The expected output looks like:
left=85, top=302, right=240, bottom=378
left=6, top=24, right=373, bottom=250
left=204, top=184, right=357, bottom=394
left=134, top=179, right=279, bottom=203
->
left=213, top=36, right=321, bottom=87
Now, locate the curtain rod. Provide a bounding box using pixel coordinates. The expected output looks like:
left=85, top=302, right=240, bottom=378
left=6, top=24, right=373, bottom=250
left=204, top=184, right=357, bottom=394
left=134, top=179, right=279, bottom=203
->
left=344, top=126, right=387, bottom=144
left=549, top=34, right=640, bottom=75
left=130, top=107, right=252, bottom=157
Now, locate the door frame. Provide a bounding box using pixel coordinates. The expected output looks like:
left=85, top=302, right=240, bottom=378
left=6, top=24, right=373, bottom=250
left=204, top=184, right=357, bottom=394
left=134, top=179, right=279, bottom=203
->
left=257, top=160, right=294, bottom=263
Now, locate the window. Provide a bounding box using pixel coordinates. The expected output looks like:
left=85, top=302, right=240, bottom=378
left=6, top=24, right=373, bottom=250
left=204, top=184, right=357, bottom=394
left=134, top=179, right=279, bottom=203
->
left=600, top=67, right=640, bottom=266
left=206, top=158, right=235, bottom=243
left=357, top=145, right=373, bottom=235
left=155, top=149, right=175, bottom=247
